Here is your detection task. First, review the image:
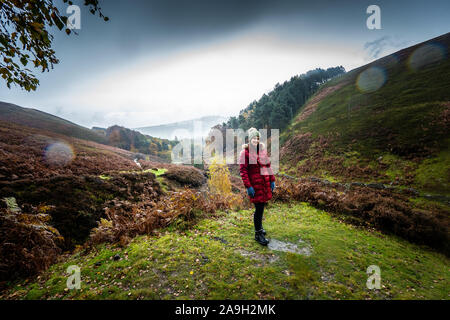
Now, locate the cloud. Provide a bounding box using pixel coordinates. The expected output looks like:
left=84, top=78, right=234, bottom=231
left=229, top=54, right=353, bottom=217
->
left=44, top=31, right=365, bottom=129
left=364, top=36, right=409, bottom=59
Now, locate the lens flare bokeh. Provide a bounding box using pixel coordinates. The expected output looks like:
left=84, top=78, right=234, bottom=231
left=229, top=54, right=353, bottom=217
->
left=408, top=43, right=446, bottom=71
left=356, top=66, right=386, bottom=93
left=44, top=142, right=75, bottom=167
left=380, top=55, right=399, bottom=69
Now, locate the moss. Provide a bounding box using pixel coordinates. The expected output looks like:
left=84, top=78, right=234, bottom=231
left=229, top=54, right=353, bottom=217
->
left=342, top=151, right=361, bottom=168
left=414, top=148, right=450, bottom=195
left=25, top=287, right=46, bottom=300
left=379, top=153, right=410, bottom=181
left=143, top=168, right=167, bottom=176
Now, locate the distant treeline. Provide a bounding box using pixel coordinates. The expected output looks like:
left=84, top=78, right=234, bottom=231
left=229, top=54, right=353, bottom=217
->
left=224, top=66, right=346, bottom=131
left=93, top=125, right=177, bottom=157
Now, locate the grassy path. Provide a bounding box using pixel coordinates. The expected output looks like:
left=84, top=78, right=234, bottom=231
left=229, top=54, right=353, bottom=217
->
left=2, top=201, right=449, bottom=300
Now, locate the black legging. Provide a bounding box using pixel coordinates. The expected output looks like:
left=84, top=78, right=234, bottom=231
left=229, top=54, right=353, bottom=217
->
left=253, top=202, right=265, bottom=231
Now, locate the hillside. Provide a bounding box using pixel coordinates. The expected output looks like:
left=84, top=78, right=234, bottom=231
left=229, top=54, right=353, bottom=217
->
left=224, top=67, right=346, bottom=132
left=280, top=33, right=450, bottom=196
left=105, top=125, right=176, bottom=161
left=0, top=111, right=212, bottom=283
left=0, top=102, right=108, bottom=145
left=0, top=119, right=141, bottom=182
left=0, top=102, right=173, bottom=163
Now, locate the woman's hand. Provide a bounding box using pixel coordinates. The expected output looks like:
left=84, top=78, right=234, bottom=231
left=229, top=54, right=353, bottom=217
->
left=247, top=187, right=255, bottom=198
left=270, top=181, right=275, bottom=192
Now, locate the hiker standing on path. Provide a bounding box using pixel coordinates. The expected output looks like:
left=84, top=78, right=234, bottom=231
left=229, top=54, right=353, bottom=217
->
left=239, top=127, right=276, bottom=246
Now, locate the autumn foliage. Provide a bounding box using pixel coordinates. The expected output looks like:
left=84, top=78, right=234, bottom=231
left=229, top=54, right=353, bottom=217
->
left=88, top=158, right=246, bottom=246
left=207, top=157, right=232, bottom=194
left=0, top=207, right=62, bottom=284
left=89, top=187, right=246, bottom=246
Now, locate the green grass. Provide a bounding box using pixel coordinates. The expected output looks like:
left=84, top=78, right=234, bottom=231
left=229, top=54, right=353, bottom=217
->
left=409, top=196, right=450, bottom=213
left=3, top=201, right=448, bottom=300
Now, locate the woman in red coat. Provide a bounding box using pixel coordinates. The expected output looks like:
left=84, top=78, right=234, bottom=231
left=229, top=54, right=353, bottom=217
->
left=239, top=127, right=275, bottom=246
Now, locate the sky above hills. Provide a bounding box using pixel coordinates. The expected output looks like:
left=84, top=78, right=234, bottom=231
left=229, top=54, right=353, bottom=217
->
left=1, top=0, right=449, bottom=129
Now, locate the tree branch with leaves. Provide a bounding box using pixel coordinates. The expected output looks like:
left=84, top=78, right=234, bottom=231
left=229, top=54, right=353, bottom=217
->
left=0, top=0, right=108, bottom=91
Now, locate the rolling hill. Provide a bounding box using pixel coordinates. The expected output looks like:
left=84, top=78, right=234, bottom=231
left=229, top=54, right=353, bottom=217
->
left=0, top=102, right=108, bottom=145
left=280, top=32, right=450, bottom=196
left=0, top=102, right=172, bottom=173
left=0, top=117, right=140, bottom=182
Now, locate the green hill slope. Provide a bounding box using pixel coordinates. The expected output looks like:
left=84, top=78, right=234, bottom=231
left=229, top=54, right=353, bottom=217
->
left=280, top=33, right=450, bottom=196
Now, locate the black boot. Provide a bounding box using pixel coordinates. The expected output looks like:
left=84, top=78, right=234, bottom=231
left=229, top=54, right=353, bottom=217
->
left=255, top=229, right=269, bottom=246
left=261, top=228, right=266, bottom=236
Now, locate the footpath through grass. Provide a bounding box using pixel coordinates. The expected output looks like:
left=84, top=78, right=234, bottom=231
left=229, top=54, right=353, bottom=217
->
left=2, top=201, right=449, bottom=300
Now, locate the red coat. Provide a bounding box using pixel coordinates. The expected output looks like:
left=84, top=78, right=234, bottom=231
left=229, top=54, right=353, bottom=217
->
left=239, top=143, right=276, bottom=203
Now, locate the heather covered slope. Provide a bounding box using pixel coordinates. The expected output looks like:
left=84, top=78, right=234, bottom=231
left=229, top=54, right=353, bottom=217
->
left=280, top=33, right=450, bottom=196
left=0, top=118, right=166, bottom=258
left=0, top=102, right=108, bottom=144
left=0, top=102, right=175, bottom=161
left=0, top=119, right=140, bottom=181
left=0, top=116, right=212, bottom=283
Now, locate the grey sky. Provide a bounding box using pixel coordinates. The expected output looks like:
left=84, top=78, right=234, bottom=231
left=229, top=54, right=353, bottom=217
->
left=0, top=0, right=449, bottom=128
